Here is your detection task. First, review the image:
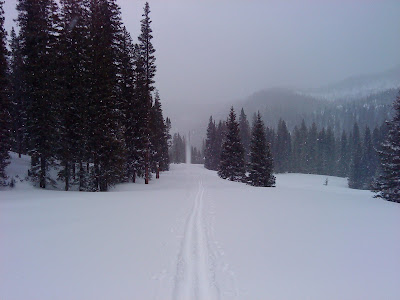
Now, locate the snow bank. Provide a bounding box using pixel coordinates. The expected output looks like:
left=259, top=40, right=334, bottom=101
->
left=1, top=158, right=399, bottom=300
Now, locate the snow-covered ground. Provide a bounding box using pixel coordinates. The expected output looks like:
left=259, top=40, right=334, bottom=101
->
left=1, top=155, right=400, bottom=300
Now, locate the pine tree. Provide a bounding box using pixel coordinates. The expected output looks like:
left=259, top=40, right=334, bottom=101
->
left=218, top=107, right=245, bottom=182
left=337, top=130, right=349, bottom=177
left=325, top=126, right=336, bottom=175
left=149, top=90, right=169, bottom=177
left=58, top=0, right=90, bottom=190
left=118, top=26, right=137, bottom=182
left=306, top=122, right=318, bottom=174
left=171, top=133, right=185, bottom=163
left=348, top=123, right=363, bottom=189
left=9, top=27, right=26, bottom=158
left=86, top=0, right=126, bottom=191
left=130, top=43, right=147, bottom=181
left=138, top=2, right=156, bottom=184
left=248, top=112, right=275, bottom=187
left=374, top=91, right=400, bottom=202
left=316, top=128, right=326, bottom=174
left=17, top=0, right=60, bottom=188
left=0, top=0, right=10, bottom=185
left=360, top=126, right=375, bottom=189
left=274, top=119, right=291, bottom=173
left=204, top=116, right=216, bottom=170
left=239, top=108, right=251, bottom=164
left=298, top=120, right=308, bottom=173
left=214, top=120, right=227, bottom=169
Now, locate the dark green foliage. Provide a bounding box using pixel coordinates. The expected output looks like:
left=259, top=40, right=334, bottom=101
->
left=374, top=91, right=400, bottom=202
left=170, top=133, right=185, bottom=164
left=305, top=122, right=318, bottom=173
left=218, top=107, right=245, bottom=182
left=360, top=127, right=376, bottom=189
left=204, top=116, right=217, bottom=170
left=348, top=123, right=363, bottom=189
left=17, top=0, right=60, bottom=188
left=150, top=91, right=169, bottom=173
left=58, top=0, right=90, bottom=191
left=274, top=119, right=291, bottom=173
left=0, top=0, right=9, bottom=185
left=247, top=112, right=275, bottom=187
left=239, top=108, right=251, bottom=164
left=336, top=130, right=349, bottom=177
left=9, top=28, right=27, bottom=158
left=137, top=2, right=156, bottom=184
left=5, top=0, right=168, bottom=191
left=88, top=0, right=128, bottom=191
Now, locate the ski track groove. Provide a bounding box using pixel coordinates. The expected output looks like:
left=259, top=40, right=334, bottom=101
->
left=173, top=177, right=220, bottom=300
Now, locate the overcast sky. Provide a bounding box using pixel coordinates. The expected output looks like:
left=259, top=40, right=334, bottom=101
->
left=4, top=0, right=400, bottom=130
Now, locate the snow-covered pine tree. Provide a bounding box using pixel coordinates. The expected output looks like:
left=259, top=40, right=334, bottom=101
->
left=374, top=91, right=400, bottom=202
left=86, top=0, right=126, bottom=191
left=204, top=116, right=216, bottom=170
left=129, top=43, right=147, bottom=181
left=0, top=0, right=10, bottom=185
left=214, top=120, right=226, bottom=169
left=58, top=0, right=90, bottom=191
left=149, top=90, right=169, bottom=177
left=239, top=108, right=251, bottom=164
left=218, top=107, right=245, bottom=182
left=9, top=27, right=27, bottom=159
left=17, top=0, right=60, bottom=188
left=247, top=112, right=275, bottom=187
left=118, top=26, right=137, bottom=182
left=138, top=2, right=156, bottom=184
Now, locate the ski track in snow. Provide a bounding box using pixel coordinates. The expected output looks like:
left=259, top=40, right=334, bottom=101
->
left=172, top=177, right=220, bottom=300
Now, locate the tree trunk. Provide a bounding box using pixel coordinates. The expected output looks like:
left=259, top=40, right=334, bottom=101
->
left=72, top=163, right=76, bottom=180
left=145, top=148, right=149, bottom=184
left=65, top=161, right=69, bottom=191
left=79, top=160, right=85, bottom=191
left=40, top=154, right=46, bottom=189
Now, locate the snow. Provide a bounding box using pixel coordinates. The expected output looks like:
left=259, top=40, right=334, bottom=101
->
left=1, top=155, right=400, bottom=300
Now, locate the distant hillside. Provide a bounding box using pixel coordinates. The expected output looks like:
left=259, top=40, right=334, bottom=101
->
left=196, top=67, right=399, bottom=146
left=233, top=87, right=397, bottom=135
left=297, top=65, right=400, bottom=101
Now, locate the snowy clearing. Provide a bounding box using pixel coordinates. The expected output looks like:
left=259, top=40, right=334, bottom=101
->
left=1, top=155, right=400, bottom=300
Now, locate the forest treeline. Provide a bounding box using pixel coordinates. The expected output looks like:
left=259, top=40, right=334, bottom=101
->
left=0, top=1, right=170, bottom=191
left=204, top=101, right=399, bottom=194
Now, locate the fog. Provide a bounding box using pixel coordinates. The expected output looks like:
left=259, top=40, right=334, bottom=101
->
left=4, top=0, right=400, bottom=133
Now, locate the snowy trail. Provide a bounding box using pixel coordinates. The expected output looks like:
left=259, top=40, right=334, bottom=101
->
left=173, top=177, right=220, bottom=300
left=3, top=161, right=400, bottom=300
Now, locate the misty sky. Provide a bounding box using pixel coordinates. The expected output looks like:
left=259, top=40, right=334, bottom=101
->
left=4, top=0, right=400, bottom=129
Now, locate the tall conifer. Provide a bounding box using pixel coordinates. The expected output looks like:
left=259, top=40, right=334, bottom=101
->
left=0, top=0, right=10, bottom=185
left=218, top=107, right=245, bottom=182
left=138, top=2, right=156, bottom=184
left=17, top=0, right=60, bottom=188
left=374, top=92, right=400, bottom=202
left=248, top=112, right=275, bottom=187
